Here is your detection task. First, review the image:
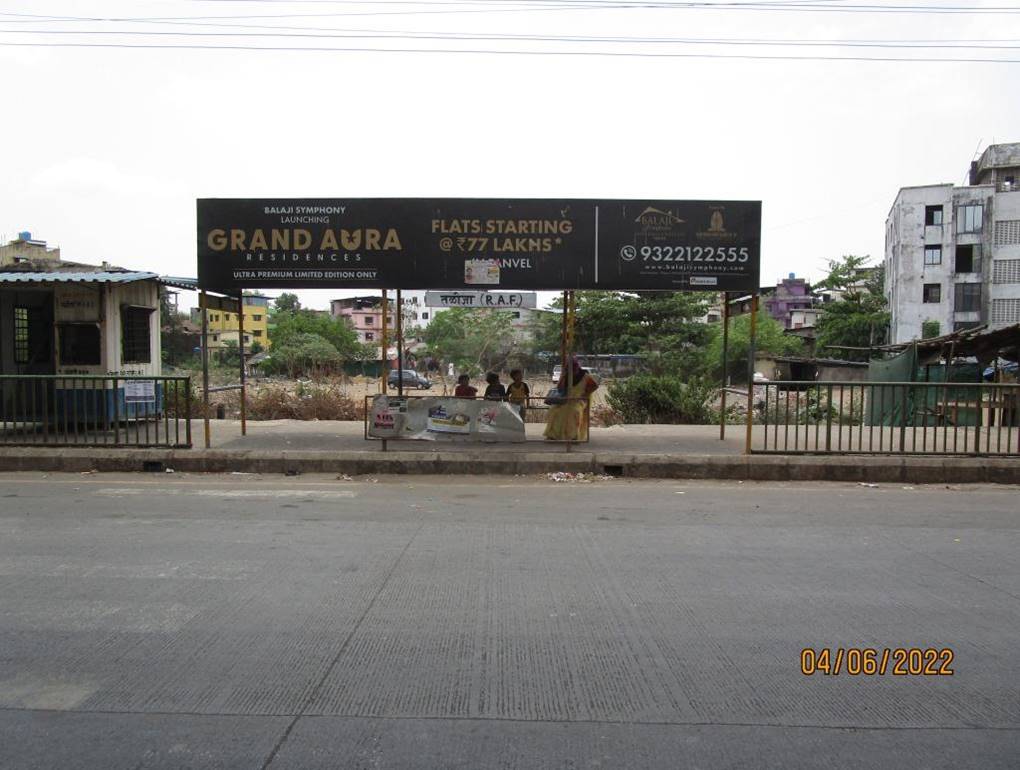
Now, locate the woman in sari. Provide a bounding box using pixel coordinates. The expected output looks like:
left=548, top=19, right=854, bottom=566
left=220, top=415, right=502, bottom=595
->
left=543, top=360, right=599, bottom=441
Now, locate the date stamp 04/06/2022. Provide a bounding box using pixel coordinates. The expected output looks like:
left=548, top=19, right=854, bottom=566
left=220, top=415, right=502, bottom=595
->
left=801, top=648, right=955, bottom=676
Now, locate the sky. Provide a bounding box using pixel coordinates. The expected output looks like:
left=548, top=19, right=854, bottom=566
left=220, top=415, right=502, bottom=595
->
left=2, top=0, right=1019, bottom=312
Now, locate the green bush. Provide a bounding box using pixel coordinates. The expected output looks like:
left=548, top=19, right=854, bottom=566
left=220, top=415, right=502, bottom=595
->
left=606, top=374, right=716, bottom=424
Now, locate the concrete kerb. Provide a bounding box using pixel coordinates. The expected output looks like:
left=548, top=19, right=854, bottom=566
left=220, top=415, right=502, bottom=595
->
left=0, top=447, right=1016, bottom=483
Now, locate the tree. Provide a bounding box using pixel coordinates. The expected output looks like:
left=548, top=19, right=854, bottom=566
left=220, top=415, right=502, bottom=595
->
left=269, top=309, right=367, bottom=360
left=706, top=310, right=803, bottom=383
left=557, top=291, right=713, bottom=376
left=218, top=340, right=241, bottom=368
left=264, top=333, right=342, bottom=378
left=273, top=292, right=301, bottom=313
left=159, top=287, right=194, bottom=366
left=422, top=308, right=517, bottom=376
left=814, top=255, right=890, bottom=361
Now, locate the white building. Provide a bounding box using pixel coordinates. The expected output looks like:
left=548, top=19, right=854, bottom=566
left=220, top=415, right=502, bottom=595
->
left=885, top=142, right=1020, bottom=343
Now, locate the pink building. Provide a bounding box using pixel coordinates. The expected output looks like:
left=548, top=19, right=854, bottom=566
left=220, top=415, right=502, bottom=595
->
left=763, top=273, right=820, bottom=329
left=330, top=296, right=394, bottom=348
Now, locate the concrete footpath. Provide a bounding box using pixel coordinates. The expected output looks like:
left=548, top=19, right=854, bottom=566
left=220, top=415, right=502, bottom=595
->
left=1, top=420, right=1018, bottom=483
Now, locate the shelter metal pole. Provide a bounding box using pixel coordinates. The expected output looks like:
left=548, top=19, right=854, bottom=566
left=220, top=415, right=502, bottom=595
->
left=566, top=291, right=576, bottom=452
left=560, top=290, right=568, bottom=384
left=720, top=292, right=730, bottom=440
left=381, top=290, right=389, bottom=394
left=200, top=290, right=211, bottom=449
left=744, top=294, right=759, bottom=455
left=237, top=294, right=246, bottom=436
left=396, top=289, right=404, bottom=397
left=380, top=290, right=389, bottom=452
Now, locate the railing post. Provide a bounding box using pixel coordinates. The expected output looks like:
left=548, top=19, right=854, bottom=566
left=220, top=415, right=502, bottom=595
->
left=113, top=376, right=121, bottom=446
left=185, top=377, right=192, bottom=448
left=974, top=385, right=982, bottom=455
left=825, top=383, right=833, bottom=452
left=898, top=384, right=908, bottom=453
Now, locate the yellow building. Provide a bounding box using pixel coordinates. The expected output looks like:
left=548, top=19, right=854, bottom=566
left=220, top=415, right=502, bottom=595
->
left=191, top=294, right=271, bottom=350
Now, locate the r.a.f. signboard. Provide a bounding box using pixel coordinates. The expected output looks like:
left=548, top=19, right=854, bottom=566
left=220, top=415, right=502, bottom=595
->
left=197, top=198, right=760, bottom=292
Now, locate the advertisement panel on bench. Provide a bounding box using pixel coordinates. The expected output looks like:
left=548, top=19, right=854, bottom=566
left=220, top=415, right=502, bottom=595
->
left=198, top=198, right=760, bottom=292
left=369, top=395, right=526, bottom=442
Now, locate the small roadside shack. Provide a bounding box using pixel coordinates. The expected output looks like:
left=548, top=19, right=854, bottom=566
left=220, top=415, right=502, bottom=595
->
left=0, top=258, right=190, bottom=446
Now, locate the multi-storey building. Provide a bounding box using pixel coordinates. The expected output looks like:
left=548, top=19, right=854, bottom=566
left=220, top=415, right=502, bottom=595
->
left=885, top=142, right=1020, bottom=343
left=763, top=274, right=820, bottom=329
left=330, top=296, right=395, bottom=348
left=190, top=293, right=271, bottom=351
left=0, top=233, right=60, bottom=267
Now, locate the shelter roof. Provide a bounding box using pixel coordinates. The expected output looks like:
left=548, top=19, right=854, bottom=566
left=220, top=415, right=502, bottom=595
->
left=826, top=324, right=1020, bottom=362
left=0, top=258, right=196, bottom=289
left=0, top=270, right=158, bottom=284
left=774, top=356, right=868, bottom=368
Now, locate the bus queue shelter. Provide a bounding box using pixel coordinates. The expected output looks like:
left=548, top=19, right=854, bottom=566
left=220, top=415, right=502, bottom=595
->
left=195, top=197, right=762, bottom=450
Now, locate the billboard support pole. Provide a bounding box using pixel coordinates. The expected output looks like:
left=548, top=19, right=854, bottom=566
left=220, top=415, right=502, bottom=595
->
left=381, top=290, right=389, bottom=395
left=396, top=289, right=404, bottom=398
left=380, top=290, right=389, bottom=452
left=744, top=294, right=759, bottom=455
left=200, top=290, right=211, bottom=449
left=560, top=291, right=568, bottom=386
left=720, top=292, right=730, bottom=440
left=237, top=293, right=246, bottom=437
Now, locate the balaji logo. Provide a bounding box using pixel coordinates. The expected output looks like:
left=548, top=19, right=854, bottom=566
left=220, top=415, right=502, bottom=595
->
left=708, top=210, right=726, bottom=233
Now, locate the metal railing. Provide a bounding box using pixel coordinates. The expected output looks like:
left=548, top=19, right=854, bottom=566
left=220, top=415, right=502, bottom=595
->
left=751, top=380, right=1020, bottom=456
left=0, top=375, right=192, bottom=448
left=363, top=393, right=592, bottom=447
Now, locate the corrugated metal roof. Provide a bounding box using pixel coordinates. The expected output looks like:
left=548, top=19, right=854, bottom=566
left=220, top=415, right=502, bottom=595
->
left=159, top=276, right=199, bottom=290
left=0, top=271, right=158, bottom=284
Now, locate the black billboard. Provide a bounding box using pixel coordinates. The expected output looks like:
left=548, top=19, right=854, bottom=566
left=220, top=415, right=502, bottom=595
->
left=197, top=198, right=760, bottom=292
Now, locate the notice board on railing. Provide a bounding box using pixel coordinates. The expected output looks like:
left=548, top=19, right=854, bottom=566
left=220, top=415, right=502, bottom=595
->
left=197, top=198, right=761, bottom=293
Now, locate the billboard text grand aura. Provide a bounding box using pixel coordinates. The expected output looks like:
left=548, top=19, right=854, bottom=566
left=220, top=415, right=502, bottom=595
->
left=197, top=198, right=761, bottom=292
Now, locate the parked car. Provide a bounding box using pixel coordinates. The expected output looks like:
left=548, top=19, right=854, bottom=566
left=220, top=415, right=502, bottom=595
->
left=387, top=369, right=432, bottom=389
left=551, top=364, right=563, bottom=382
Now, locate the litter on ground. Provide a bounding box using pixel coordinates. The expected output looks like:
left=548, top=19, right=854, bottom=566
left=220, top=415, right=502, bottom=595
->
left=545, top=472, right=614, bottom=483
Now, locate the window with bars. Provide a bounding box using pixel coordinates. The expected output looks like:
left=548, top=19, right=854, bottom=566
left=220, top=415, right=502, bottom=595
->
left=922, top=283, right=941, bottom=303
left=957, top=204, right=983, bottom=234
left=993, top=259, right=1020, bottom=284
left=14, top=306, right=29, bottom=363
left=924, top=246, right=942, bottom=266
left=121, top=306, right=153, bottom=363
left=925, top=205, right=943, bottom=226
left=991, top=298, right=1020, bottom=324
left=995, top=220, right=1020, bottom=246
left=953, top=283, right=981, bottom=313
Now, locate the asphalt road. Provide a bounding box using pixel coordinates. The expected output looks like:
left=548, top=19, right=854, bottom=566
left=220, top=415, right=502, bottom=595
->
left=0, top=473, right=1018, bottom=769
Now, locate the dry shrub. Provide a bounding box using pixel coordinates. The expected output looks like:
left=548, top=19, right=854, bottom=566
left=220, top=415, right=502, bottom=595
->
left=244, top=381, right=363, bottom=421
left=590, top=403, right=625, bottom=427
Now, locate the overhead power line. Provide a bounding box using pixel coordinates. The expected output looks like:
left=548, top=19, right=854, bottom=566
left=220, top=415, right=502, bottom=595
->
left=2, top=26, right=1018, bottom=50
left=1, top=40, right=1017, bottom=62
left=4, top=2, right=1020, bottom=23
